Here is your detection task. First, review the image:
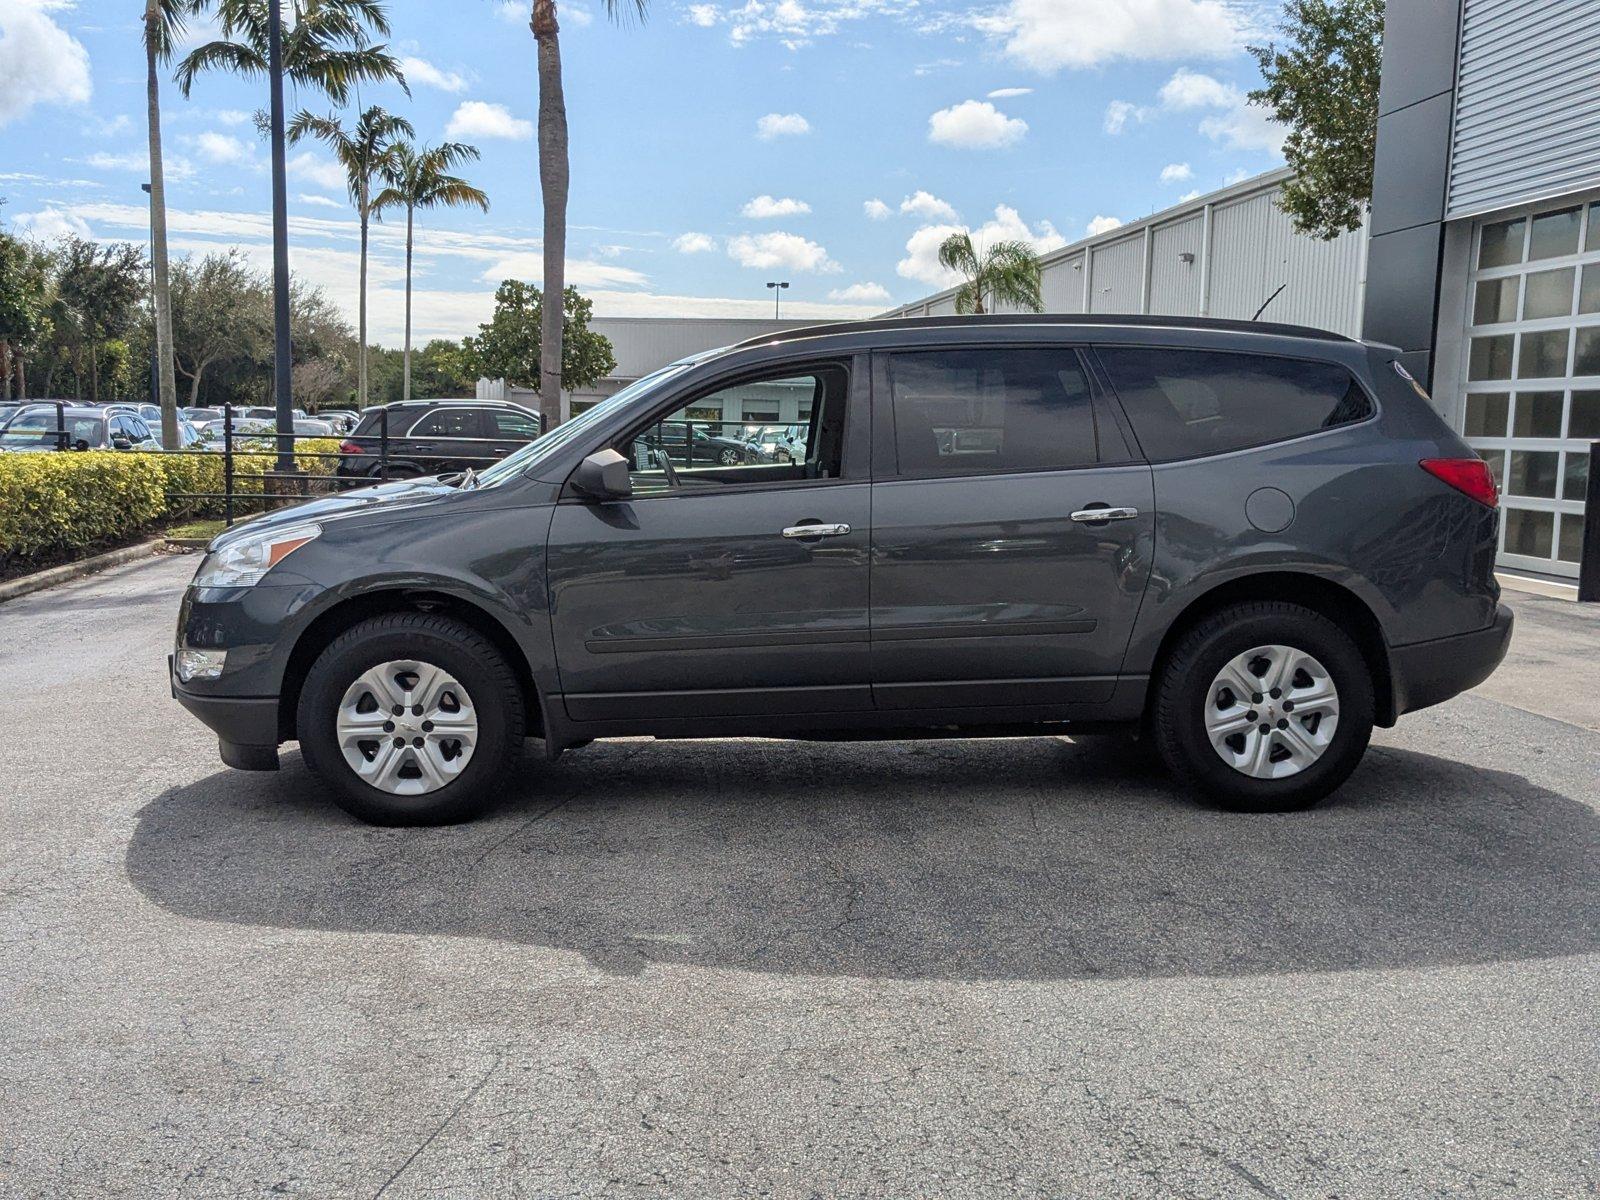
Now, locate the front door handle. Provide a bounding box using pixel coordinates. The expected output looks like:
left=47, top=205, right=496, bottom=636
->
left=1070, top=506, right=1140, bottom=523
left=782, top=522, right=851, bottom=539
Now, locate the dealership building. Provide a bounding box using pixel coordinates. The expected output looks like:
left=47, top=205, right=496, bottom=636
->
left=514, top=0, right=1597, bottom=581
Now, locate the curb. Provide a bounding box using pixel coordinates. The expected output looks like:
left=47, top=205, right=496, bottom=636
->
left=165, top=537, right=211, bottom=550
left=0, top=538, right=167, bottom=605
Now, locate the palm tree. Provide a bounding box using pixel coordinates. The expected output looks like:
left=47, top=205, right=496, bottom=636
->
left=288, top=106, right=413, bottom=407
left=937, top=231, right=1044, bottom=315
left=374, top=142, right=489, bottom=402
left=143, top=0, right=201, bottom=451
left=528, top=0, right=646, bottom=430
left=175, top=0, right=407, bottom=108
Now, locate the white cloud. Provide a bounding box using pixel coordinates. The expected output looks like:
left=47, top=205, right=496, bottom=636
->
left=215, top=109, right=252, bottom=126
left=863, top=198, right=893, bottom=220
left=1103, top=99, right=1144, bottom=134
left=11, top=206, right=91, bottom=242
left=1178, top=189, right=1201, bottom=203
left=1159, top=162, right=1193, bottom=184
left=1200, top=101, right=1285, bottom=152
left=896, top=204, right=1066, bottom=286
left=1087, top=215, right=1124, bottom=236
left=687, top=3, right=718, bottom=25
left=986, top=87, right=1033, bottom=99
left=742, top=194, right=811, bottom=218
left=288, top=151, right=347, bottom=191
left=93, top=114, right=133, bottom=138
left=756, top=111, right=810, bottom=139
left=673, top=231, right=718, bottom=254
left=927, top=100, right=1027, bottom=150
left=1158, top=67, right=1238, bottom=110
left=193, top=132, right=253, bottom=164
left=900, top=190, right=958, bottom=221
left=980, top=0, right=1254, bottom=72
left=297, top=193, right=343, bottom=208
left=828, top=281, right=890, bottom=303
left=397, top=56, right=468, bottom=93
left=446, top=100, right=533, bottom=140
left=727, top=230, right=839, bottom=273
left=476, top=253, right=649, bottom=289
left=1106, top=68, right=1284, bottom=156
left=914, top=58, right=962, bottom=76
left=82, top=150, right=196, bottom=181
left=0, top=0, right=92, bottom=128
left=1225, top=167, right=1252, bottom=185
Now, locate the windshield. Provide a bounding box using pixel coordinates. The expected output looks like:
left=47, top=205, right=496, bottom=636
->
left=0, top=414, right=104, bottom=447
left=473, top=361, right=697, bottom=488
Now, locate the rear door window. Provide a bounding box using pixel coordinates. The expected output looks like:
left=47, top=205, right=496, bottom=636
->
left=490, top=410, right=542, bottom=439
left=1095, top=347, right=1373, bottom=461
left=412, top=408, right=485, bottom=439
left=884, top=347, right=1105, bottom=476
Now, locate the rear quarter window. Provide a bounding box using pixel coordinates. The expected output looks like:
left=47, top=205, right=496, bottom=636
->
left=1096, top=347, right=1374, bottom=461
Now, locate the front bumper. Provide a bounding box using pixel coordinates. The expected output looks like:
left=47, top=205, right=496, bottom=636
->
left=170, top=653, right=282, bottom=770
left=1390, top=602, right=1514, bottom=719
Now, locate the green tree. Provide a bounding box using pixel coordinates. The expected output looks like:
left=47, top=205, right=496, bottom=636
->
left=411, top=338, right=482, bottom=397
left=54, top=238, right=148, bottom=404
left=526, top=0, right=646, bottom=430
left=374, top=140, right=489, bottom=402
left=1249, top=0, right=1385, bottom=239
left=936, top=231, right=1043, bottom=314
left=473, top=280, right=613, bottom=394
left=0, top=226, right=44, bottom=399
left=287, top=105, right=413, bottom=408
left=169, top=250, right=271, bottom=407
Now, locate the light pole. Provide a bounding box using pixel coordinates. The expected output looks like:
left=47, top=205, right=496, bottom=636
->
left=766, top=280, right=789, bottom=318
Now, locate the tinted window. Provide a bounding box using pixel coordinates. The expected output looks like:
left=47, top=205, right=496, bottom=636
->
left=491, top=410, right=541, bottom=438
left=412, top=408, right=483, bottom=438
left=1096, top=347, right=1373, bottom=461
left=885, top=348, right=1102, bottom=477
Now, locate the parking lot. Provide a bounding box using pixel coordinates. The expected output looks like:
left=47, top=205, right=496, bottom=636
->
left=2, top=551, right=1597, bottom=1197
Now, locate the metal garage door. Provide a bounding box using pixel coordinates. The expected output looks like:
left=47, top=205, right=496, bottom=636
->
left=1459, top=194, right=1600, bottom=578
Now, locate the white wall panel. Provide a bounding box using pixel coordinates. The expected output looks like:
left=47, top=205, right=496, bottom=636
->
left=1148, top=216, right=1205, bottom=315
left=1089, top=236, right=1144, bottom=313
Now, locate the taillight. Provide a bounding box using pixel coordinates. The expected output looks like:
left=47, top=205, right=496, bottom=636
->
left=339, top=439, right=364, bottom=455
left=1421, top=458, right=1499, bottom=508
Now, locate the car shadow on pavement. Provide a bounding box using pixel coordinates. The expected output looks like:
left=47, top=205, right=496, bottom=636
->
left=126, top=735, right=1600, bottom=981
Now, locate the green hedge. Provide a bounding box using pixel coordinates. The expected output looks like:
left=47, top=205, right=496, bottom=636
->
left=0, top=439, right=344, bottom=564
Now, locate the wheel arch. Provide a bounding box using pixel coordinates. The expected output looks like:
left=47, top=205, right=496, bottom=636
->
left=278, top=587, right=545, bottom=743
left=1141, top=572, right=1396, bottom=729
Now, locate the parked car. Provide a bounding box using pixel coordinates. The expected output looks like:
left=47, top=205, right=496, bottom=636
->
left=149, top=417, right=203, bottom=449
left=634, top=419, right=771, bottom=467
left=183, top=406, right=223, bottom=425
left=0, top=406, right=158, bottom=452
left=334, top=400, right=544, bottom=483
left=748, top=423, right=808, bottom=464
left=171, top=314, right=1512, bottom=826
left=318, top=409, right=359, bottom=434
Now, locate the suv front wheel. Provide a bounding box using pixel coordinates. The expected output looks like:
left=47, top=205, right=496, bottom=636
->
left=1153, top=601, right=1375, bottom=812
left=297, top=613, right=525, bottom=824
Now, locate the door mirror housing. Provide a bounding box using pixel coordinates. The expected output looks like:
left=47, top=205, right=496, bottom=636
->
left=570, top=448, right=632, bottom=501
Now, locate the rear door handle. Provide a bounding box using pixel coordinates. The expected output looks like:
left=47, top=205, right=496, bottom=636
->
left=1070, top=506, right=1140, bottom=523
left=782, top=522, right=851, bottom=539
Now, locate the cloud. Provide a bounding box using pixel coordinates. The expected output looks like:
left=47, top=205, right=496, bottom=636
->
left=0, top=0, right=92, bottom=128
left=980, top=0, right=1254, bottom=72
left=927, top=100, right=1027, bottom=149
left=288, top=151, right=347, bottom=191
left=756, top=111, right=810, bottom=139
left=986, top=87, right=1033, bottom=99
left=214, top=109, right=252, bottom=126
left=1159, top=162, right=1193, bottom=184
left=11, top=206, right=91, bottom=242
left=193, top=132, right=253, bottom=165
left=1158, top=67, right=1238, bottom=110
left=297, top=193, right=343, bottom=208
left=397, top=56, right=468, bottom=93
left=899, top=190, right=958, bottom=221
left=476, top=253, right=649, bottom=289
left=1178, top=189, right=1201, bottom=202
left=1199, top=100, right=1285, bottom=152
left=446, top=100, right=533, bottom=140
left=1087, top=215, right=1123, bottom=235
left=914, top=58, right=962, bottom=76
left=672, top=232, right=718, bottom=254
left=896, top=204, right=1065, bottom=286
left=1103, top=99, right=1143, bottom=134
left=82, top=150, right=197, bottom=181
left=863, top=198, right=892, bottom=220
left=742, top=194, right=811, bottom=218
left=828, top=281, right=890, bottom=303
left=687, top=3, right=718, bottom=25
left=1106, top=68, right=1285, bottom=155
left=727, top=230, right=839, bottom=273
left=1224, top=167, right=1252, bottom=185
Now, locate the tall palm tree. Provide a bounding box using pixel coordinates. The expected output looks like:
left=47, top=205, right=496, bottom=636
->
left=288, top=106, right=412, bottom=407
left=374, top=142, right=489, bottom=402
left=529, top=0, right=645, bottom=430
left=175, top=0, right=407, bottom=108
left=144, top=0, right=201, bottom=451
left=937, top=231, right=1044, bottom=315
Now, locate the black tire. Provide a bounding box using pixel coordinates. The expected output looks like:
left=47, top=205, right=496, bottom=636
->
left=718, top=447, right=741, bottom=465
left=1152, top=601, right=1374, bottom=812
left=380, top=463, right=422, bottom=479
left=296, top=613, right=525, bottom=825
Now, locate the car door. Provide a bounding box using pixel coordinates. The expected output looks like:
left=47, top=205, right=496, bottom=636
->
left=406, top=407, right=485, bottom=473
left=484, top=407, right=542, bottom=463
left=546, top=357, right=871, bottom=722
left=868, top=344, right=1155, bottom=710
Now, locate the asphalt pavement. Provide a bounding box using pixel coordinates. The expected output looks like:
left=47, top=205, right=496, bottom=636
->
left=2, top=551, right=1597, bottom=1198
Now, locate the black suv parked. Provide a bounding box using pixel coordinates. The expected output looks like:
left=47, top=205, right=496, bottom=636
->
left=335, top=399, right=543, bottom=483
left=172, top=315, right=1512, bottom=825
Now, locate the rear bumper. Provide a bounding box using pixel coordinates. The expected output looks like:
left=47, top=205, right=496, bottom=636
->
left=170, top=654, right=280, bottom=770
left=1390, top=603, right=1514, bottom=719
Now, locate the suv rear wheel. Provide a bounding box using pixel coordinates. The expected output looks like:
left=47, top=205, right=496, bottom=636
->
left=297, top=613, right=525, bottom=824
left=1153, top=601, right=1374, bottom=812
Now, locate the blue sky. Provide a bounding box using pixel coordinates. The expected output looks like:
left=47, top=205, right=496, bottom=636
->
left=0, top=0, right=1287, bottom=343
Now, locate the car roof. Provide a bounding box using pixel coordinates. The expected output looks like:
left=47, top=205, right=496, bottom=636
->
left=10, top=405, right=106, bottom=418
left=725, top=312, right=1356, bottom=353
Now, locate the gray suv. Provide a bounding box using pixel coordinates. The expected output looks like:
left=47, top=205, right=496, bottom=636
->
left=170, top=316, right=1512, bottom=825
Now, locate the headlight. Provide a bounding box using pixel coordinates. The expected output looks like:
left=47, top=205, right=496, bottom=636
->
left=193, top=523, right=321, bottom=588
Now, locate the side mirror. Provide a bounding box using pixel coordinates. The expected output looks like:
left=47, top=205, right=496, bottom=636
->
left=570, top=448, right=632, bottom=501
